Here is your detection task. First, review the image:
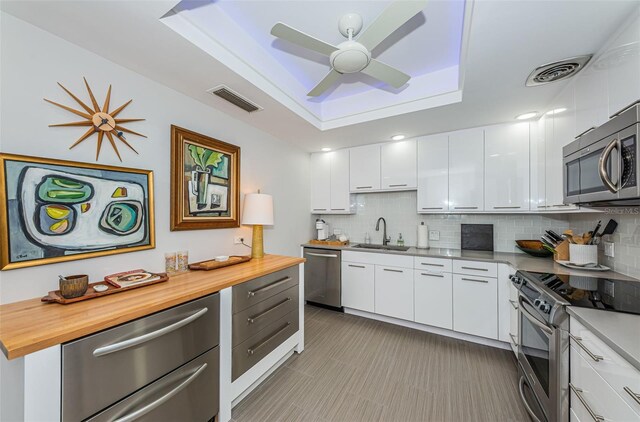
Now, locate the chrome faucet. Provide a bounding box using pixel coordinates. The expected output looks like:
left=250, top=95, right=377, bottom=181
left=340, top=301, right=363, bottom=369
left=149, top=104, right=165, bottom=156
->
left=375, top=217, right=391, bottom=246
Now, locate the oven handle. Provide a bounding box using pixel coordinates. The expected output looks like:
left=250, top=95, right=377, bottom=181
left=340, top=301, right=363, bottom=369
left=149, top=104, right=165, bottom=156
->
left=519, top=296, right=553, bottom=336
left=599, top=138, right=620, bottom=193
left=518, top=376, right=543, bottom=422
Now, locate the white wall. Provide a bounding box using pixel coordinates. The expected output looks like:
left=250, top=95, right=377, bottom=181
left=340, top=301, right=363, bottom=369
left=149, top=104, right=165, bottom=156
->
left=0, top=12, right=313, bottom=305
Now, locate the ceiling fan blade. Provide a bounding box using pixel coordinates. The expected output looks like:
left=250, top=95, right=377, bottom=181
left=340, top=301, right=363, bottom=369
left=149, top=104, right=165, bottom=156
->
left=356, top=0, right=428, bottom=51
left=308, top=69, right=341, bottom=97
left=271, top=22, right=338, bottom=56
left=361, top=59, right=410, bottom=88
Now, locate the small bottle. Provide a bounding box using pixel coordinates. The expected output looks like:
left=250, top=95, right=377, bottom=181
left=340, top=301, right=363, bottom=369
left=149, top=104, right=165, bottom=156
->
left=364, top=232, right=371, bottom=244
left=397, top=233, right=404, bottom=246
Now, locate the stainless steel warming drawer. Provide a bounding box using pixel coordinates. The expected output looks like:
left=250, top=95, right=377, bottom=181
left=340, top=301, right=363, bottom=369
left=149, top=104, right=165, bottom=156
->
left=232, top=267, right=299, bottom=380
left=62, top=293, right=219, bottom=422
left=232, top=266, right=298, bottom=313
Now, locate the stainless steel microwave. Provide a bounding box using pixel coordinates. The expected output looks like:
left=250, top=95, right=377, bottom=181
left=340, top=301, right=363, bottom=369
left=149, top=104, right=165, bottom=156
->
left=563, top=102, right=639, bottom=206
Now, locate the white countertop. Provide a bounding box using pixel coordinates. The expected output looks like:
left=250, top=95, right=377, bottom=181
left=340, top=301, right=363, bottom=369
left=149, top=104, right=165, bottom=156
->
left=567, top=307, right=640, bottom=371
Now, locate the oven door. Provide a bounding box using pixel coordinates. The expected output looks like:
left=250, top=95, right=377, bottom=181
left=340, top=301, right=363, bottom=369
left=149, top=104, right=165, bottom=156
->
left=518, top=295, right=553, bottom=421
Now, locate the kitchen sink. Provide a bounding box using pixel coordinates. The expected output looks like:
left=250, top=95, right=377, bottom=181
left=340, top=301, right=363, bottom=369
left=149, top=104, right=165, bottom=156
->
left=351, top=244, right=410, bottom=252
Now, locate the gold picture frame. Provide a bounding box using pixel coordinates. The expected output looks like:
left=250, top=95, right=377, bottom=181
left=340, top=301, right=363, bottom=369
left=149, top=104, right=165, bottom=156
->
left=170, top=125, right=240, bottom=230
left=0, top=153, right=155, bottom=270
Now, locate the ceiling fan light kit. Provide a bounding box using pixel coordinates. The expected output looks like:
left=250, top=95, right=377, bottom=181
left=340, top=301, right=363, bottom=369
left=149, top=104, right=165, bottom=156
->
left=270, top=0, right=428, bottom=97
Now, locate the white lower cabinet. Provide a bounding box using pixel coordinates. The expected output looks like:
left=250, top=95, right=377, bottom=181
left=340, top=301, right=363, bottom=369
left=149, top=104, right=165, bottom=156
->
left=452, top=273, right=498, bottom=339
left=341, top=262, right=375, bottom=312
left=414, top=270, right=452, bottom=330
left=375, top=266, right=414, bottom=321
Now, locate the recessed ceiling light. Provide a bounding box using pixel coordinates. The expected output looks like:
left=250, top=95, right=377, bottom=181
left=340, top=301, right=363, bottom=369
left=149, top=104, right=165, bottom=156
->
left=516, top=112, right=538, bottom=120
left=321, top=147, right=331, bottom=152
left=391, top=134, right=406, bottom=141
left=545, top=108, right=567, bottom=115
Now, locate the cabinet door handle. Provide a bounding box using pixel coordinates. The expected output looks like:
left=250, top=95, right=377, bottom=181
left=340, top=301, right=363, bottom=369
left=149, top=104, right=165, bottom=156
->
left=248, top=322, right=291, bottom=356
left=420, top=272, right=444, bottom=278
left=421, top=263, right=444, bottom=267
left=330, top=208, right=346, bottom=211
left=454, top=206, right=478, bottom=210
left=421, top=207, right=444, bottom=210
left=493, top=206, right=521, bottom=209
left=623, top=386, right=640, bottom=406
left=306, top=252, right=338, bottom=258
left=569, top=333, right=603, bottom=362
left=248, top=277, right=292, bottom=297
left=113, top=363, right=208, bottom=422
left=509, top=299, right=519, bottom=310
left=569, top=383, right=605, bottom=421
left=348, top=264, right=366, bottom=268
left=355, top=186, right=372, bottom=189
left=93, top=308, right=208, bottom=357
left=383, top=268, right=403, bottom=273
left=461, top=266, right=489, bottom=271
left=461, top=277, right=488, bottom=283
left=575, top=126, right=596, bottom=139
left=248, top=298, right=292, bottom=324
left=312, top=208, right=327, bottom=211
left=389, top=184, right=407, bottom=187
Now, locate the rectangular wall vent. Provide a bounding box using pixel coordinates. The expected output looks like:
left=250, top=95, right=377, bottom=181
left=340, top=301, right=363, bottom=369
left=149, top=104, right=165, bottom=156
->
left=207, top=85, right=262, bottom=113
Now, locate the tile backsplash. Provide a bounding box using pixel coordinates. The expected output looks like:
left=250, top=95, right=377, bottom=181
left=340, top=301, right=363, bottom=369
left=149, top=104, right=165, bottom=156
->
left=568, top=212, right=640, bottom=279
left=319, top=191, right=571, bottom=254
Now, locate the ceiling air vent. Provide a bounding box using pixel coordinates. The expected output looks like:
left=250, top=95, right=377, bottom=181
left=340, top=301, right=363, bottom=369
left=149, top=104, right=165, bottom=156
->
left=207, top=85, right=262, bottom=113
left=525, top=55, right=592, bottom=86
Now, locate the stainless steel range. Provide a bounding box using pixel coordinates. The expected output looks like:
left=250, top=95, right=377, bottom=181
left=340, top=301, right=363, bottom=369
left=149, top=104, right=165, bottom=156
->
left=510, top=270, right=640, bottom=422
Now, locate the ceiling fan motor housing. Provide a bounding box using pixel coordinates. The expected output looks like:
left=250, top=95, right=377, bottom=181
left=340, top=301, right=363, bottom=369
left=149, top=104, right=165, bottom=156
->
left=331, top=41, right=371, bottom=73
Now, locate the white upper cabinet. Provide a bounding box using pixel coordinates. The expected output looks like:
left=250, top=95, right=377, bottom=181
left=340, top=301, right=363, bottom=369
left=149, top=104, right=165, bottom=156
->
left=329, top=149, right=352, bottom=212
left=548, top=86, right=578, bottom=210
left=530, top=118, right=546, bottom=210
left=417, top=134, right=449, bottom=213
left=574, top=64, right=608, bottom=137
left=381, top=139, right=417, bottom=190
left=349, top=144, right=381, bottom=192
left=484, top=123, right=530, bottom=212
left=310, top=150, right=354, bottom=214
left=310, top=152, right=331, bottom=213
left=448, top=128, right=484, bottom=212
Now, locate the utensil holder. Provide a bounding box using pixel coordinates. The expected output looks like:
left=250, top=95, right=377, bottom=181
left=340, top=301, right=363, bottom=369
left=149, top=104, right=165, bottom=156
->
left=569, top=244, right=598, bottom=265
left=553, top=240, right=570, bottom=262
left=59, top=274, right=88, bottom=299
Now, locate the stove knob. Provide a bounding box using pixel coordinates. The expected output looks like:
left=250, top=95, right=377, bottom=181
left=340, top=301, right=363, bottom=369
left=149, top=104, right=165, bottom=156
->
left=534, top=299, right=542, bottom=307
left=538, top=302, right=551, bottom=314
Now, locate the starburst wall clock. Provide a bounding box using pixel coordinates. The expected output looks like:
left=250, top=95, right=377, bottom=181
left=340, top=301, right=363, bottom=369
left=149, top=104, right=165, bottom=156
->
left=44, top=77, right=146, bottom=161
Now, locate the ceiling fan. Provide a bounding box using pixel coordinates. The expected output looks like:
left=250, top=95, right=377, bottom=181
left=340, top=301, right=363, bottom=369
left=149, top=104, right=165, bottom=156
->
left=270, top=0, right=428, bottom=97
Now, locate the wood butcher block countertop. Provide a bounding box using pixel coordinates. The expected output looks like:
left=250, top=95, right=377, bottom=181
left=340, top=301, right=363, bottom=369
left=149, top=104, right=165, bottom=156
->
left=0, top=254, right=304, bottom=360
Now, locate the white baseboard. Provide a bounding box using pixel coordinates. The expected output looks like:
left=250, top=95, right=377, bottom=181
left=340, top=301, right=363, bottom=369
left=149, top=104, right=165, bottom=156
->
left=344, top=308, right=511, bottom=351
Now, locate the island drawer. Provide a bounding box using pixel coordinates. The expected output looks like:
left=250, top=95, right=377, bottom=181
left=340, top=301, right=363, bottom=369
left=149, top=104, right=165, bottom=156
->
left=62, top=293, right=219, bottom=422
left=232, top=284, right=299, bottom=347
left=87, top=346, right=219, bottom=422
left=233, top=266, right=298, bottom=313
left=232, top=309, right=299, bottom=380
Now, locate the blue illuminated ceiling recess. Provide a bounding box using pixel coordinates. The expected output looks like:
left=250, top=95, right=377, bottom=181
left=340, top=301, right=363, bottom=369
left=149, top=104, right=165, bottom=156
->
left=162, top=0, right=470, bottom=130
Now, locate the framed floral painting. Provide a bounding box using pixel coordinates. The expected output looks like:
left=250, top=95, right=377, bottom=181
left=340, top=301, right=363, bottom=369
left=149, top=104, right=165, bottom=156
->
left=170, top=125, right=240, bottom=230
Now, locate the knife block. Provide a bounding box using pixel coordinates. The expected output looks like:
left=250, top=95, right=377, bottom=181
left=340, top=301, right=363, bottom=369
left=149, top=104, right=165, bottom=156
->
left=553, top=240, right=570, bottom=262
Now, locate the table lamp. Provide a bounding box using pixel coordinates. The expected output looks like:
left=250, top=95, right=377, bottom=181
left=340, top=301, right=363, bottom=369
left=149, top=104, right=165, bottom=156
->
left=241, top=192, right=274, bottom=259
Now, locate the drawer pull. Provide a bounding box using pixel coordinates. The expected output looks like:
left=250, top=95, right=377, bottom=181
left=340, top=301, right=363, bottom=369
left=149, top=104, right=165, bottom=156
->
left=421, top=263, right=444, bottom=267
left=569, top=333, right=603, bottom=362
left=248, top=298, right=292, bottom=324
left=330, top=208, right=346, bottom=211
left=248, top=322, right=291, bottom=356
left=312, top=208, right=327, bottom=211
left=493, top=206, right=521, bottom=209
left=248, top=277, right=292, bottom=298
left=461, top=277, right=488, bottom=284
left=113, top=363, right=208, bottom=422
left=348, top=264, right=366, bottom=268
left=306, top=252, right=338, bottom=258
left=509, top=333, right=518, bottom=345
left=509, top=299, right=519, bottom=310
left=623, top=386, right=640, bottom=406
left=454, top=206, right=478, bottom=210
left=93, top=308, right=208, bottom=357
left=421, top=207, right=444, bottom=210
left=420, top=272, right=444, bottom=278
left=389, top=184, right=407, bottom=187
left=383, top=268, right=403, bottom=273
left=569, top=383, right=605, bottom=421
left=461, top=266, right=489, bottom=271
left=355, top=186, right=373, bottom=189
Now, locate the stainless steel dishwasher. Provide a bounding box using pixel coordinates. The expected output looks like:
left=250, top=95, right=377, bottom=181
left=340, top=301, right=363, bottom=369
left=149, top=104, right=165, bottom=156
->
left=303, top=247, right=342, bottom=309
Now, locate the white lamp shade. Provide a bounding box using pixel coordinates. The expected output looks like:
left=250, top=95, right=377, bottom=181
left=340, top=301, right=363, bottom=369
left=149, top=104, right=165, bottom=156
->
left=241, top=193, right=274, bottom=225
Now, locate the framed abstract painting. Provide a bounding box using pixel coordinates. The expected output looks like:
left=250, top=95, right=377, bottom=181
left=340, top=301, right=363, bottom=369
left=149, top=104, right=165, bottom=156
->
left=170, top=125, right=240, bottom=230
left=0, top=153, right=155, bottom=270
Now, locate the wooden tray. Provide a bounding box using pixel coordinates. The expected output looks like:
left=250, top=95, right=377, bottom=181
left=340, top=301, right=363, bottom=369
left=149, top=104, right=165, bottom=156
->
left=308, top=239, right=349, bottom=246
left=189, top=255, right=251, bottom=271
left=41, top=274, right=169, bottom=304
